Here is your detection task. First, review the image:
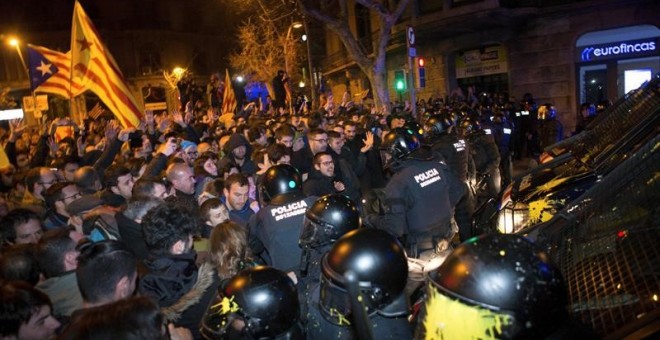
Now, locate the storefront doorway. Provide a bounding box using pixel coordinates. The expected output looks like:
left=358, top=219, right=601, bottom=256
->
left=576, top=25, right=659, bottom=105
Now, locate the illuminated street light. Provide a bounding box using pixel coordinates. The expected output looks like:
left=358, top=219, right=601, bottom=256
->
left=298, top=80, right=305, bottom=88
left=236, top=75, right=244, bottom=83
left=301, top=34, right=307, bottom=42
left=172, top=67, right=186, bottom=79
left=6, top=36, right=29, bottom=78
left=284, top=22, right=304, bottom=113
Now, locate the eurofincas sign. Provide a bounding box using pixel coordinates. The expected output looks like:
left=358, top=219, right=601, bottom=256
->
left=579, top=38, right=658, bottom=62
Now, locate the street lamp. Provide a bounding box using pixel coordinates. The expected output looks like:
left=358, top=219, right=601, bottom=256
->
left=6, top=37, right=29, bottom=79
left=284, top=22, right=303, bottom=113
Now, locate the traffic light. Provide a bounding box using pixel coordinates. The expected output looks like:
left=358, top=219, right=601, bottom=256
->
left=394, top=70, right=406, bottom=92
left=417, top=57, right=426, bottom=88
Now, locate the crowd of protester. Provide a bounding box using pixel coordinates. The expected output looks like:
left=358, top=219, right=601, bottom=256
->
left=0, top=71, right=602, bottom=339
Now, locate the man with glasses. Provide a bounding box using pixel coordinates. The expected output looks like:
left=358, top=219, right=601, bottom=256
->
left=22, top=167, right=60, bottom=216
left=291, top=128, right=330, bottom=179
left=43, top=182, right=82, bottom=230
left=179, top=140, right=199, bottom=167
left=303, top=152, right=346, bottom=198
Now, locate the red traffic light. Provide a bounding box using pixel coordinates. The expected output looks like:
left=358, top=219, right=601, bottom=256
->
left=418, top=58, right=425, bottom=68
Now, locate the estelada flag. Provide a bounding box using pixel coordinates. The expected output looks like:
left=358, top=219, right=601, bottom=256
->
left=70, top=1, right=143, bottom=128
left=27, top=45, right=83, bottom=99
left=221, top=69, right=236, bottom=115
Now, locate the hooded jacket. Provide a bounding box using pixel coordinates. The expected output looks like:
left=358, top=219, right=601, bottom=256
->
left=218, top=133, right=257, bottom=176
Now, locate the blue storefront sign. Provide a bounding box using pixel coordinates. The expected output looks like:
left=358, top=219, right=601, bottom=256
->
left=578, top=38, right=658, bottom=62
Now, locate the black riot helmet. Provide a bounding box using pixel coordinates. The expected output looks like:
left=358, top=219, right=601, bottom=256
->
left=403, top=121, right=425, bottom=140
left=300, top=194, right=361, bottom=249
left=457, top=116, right=481, bottom=137
left=259, top=164, right=304, bottom=205
left=319, top=228, right=409, bottom=325
left=415, top=234, right=567, bottom=339
left=379, top=127, right=421, bottom=169
left=423, top=114, right=454, bottom=138
left=201, top=266, right=304, bottom=340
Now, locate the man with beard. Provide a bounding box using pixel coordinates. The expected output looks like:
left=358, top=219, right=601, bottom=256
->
left=164, top=163, right=198, bottom=216
left=217, top=133, right=257, bottom=176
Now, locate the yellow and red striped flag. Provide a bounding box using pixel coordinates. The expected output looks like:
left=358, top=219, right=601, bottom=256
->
left=221, top=69, right=236, bottom=115
left=27, top=45, right=83, bottom=98
left=70, top=1, right=143, bottom=128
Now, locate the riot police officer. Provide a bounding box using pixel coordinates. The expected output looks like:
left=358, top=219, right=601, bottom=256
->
left=298, top=194, right=361, bottom=290
left=305, top=228, right=412, bottom=339
left=537, top=103, right=563, bottom=151
left=491, top=109, right=515, bottom=187
left=201, top=266, right=304, bottom=339
left=460, top=116, right=501, bottom=200
left=422, top=113, right=474, bottom=242
left=247, top=164, right=318, bottom=273
left=414, top=234, right=597, bottom=339
left=366, top=128, right=465, bottom=259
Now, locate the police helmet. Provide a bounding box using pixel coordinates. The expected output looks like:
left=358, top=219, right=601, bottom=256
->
left=300, top=194, right=361, bottom=248
left=423, top=114, right=454, bottom=138
left=416, top=234, right=567, bottom=339
left=319, top=228, right=409, bottom=324
left=538, top=103, right=557, bottom=121
left=404, top=121, right=425, bottom=140
left=379, top=127, right=420, bottom=169
left=201, top=266, right=303, bottom=339
left=259, top=164, right=303, bottom=205
left=458, top=116, right=481, bottom=136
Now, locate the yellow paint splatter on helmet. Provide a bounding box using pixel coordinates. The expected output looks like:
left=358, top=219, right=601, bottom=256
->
left=210, top=295, right=240, bottom=315
left=421, top=284, right=512, bottom=339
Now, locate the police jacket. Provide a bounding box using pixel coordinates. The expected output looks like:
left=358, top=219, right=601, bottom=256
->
left=367, top=153, right=465, bottom=244
left=247, top=194, right=318, bottom=272
left=426, top=134, right=470, bottom=182
left=468, top=130, right=501, bottom=174
left=492, top=120, right=514, bottom=154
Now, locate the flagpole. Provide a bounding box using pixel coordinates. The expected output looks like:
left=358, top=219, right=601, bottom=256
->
left=70, top=2, right=76, bottom=125
left=12, top=40, right=41, bottom=124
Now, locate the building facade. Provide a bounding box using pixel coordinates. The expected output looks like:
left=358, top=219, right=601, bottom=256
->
left=319, top=0, right=660, bottom=133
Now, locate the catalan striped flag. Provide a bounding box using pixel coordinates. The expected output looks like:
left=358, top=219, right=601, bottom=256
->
left=27, top=45, right=82, bottom=98
left=221, top=69, right=236, bottom=115
left=71, top=1, right=143, bottom=128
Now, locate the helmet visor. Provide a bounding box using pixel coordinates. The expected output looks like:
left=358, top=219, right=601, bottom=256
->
left=380, top=150, right=393, bottom=169
left=300, top=216, right=323, bottom=247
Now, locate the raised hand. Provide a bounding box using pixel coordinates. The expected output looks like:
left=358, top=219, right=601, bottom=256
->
left=105, top=120, right=120, bottom=142
left=172, top=110, right=187, bottom=128
left=47, top=136, right=59, bottom=156
left=361, top=131, right=374, bottom=153
left=8, top=118, right=27, bottom=141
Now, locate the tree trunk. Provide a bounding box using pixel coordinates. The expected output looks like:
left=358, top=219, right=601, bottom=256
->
left=365, top=56, right=390, bottom=110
